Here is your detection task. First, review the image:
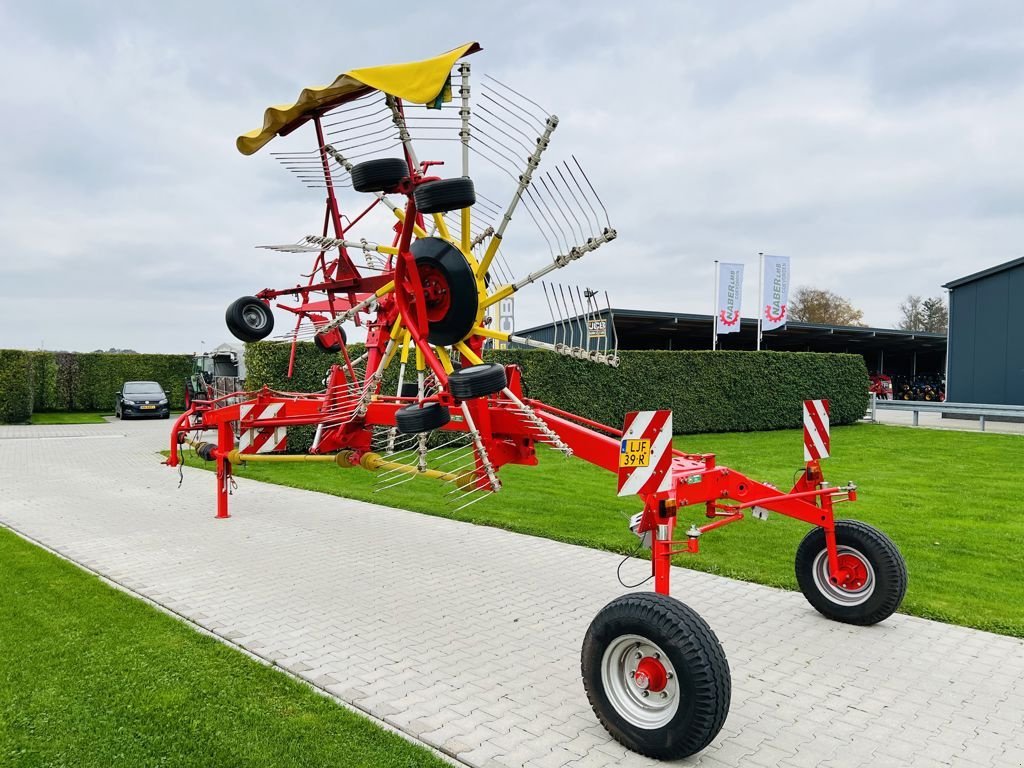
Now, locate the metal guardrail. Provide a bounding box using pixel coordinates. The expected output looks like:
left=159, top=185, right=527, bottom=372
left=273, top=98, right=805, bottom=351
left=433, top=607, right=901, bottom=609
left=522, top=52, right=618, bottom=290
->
left=868, top=394, right=1024, bottom=430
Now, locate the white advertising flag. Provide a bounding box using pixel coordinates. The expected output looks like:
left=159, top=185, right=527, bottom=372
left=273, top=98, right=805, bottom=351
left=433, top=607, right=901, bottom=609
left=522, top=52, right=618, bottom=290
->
left=761, top=255, right=791, bottom=332
left=716, top=262, right=744, bottom=335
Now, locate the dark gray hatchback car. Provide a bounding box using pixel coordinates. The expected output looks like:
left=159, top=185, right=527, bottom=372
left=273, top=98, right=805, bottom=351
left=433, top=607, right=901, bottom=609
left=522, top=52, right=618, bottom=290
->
left=116, top=381, right=170, bottom=419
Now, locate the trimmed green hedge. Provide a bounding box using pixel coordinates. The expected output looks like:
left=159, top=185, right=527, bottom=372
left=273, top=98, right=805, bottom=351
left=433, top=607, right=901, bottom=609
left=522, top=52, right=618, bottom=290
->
left=0, top=350, right=193, bottom=420
left=244, top=343, right=868, bottom=450
left=0, top=350, right=34, bottom=424
left=488, top=349, right=868, bottom=432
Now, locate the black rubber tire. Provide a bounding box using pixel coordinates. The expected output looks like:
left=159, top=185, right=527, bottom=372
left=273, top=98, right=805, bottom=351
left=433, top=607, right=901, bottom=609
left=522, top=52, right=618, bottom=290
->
left=350, top=158, right=408, bottom=193
left=395, top=401, right=451, bottom=434
left=795, top=520, right=907, bottom=625
left=399, top=381, right=420, bottom=399
left=582, top=593, right=731, bottom=760
left=414, top=177, right=476, bottom=214
left=226, top=296, right=275, bottom=342
left=448, top=363, right=507, bottom=400
left=410, top=237, right=478, bottom=346
left=314, top=326, right=347, bottom=354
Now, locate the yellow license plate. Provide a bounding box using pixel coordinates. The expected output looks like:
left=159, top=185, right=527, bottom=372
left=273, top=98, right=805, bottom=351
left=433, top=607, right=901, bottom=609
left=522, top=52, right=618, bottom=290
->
left=141, top=405, right=156, bottom=410
left=619, top=438, right=651, bottom=468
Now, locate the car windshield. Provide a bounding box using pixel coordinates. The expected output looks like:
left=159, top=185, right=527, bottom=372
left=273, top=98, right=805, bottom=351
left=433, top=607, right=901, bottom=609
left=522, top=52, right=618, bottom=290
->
left=124, top=382, right=164, bottom=395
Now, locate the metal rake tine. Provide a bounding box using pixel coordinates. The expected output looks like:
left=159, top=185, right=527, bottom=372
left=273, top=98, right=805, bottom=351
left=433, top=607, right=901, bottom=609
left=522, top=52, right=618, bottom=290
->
left=470, top=130, right=525, bottom=175
left=478, top=91, right=546, bottom=136
left=483, top=74, right=551, bottom=120
left=543, top=282, right=563, bottom=348
left=524, top=187, right=569, bottom=256
left=324, top=123, right=396, bottom=143
left=572, top=155, right=612, bottom=229
left=556, top=164, right=596, bottom=238
left=561, top=160, right=601, bottom=235
left=324, top=113, right=393, bottom=134
left=474, top=106, right=537, bottom=154
left=579, top=286, right=594, bottom=352
left=606, top=291, right=619, bottom=358
left=588, top=290, right=606, bottom=355
left=570, top=286, right=587, bottom=349
left=541, top=173, right=585, bottom=246
left=322, top=105, right=391, bottom=129
left=374, top=474, right=417, bottom=492
left=533, top=180, right=574, bottom=253
left=558, top=284, right=578, bottom=349
left=340, top=142, right=405, bottom=160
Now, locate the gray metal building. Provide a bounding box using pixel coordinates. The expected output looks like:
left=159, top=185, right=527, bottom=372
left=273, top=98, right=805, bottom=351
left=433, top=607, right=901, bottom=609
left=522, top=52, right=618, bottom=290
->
left=514, top=309, right=947, bottom=378
left=943, top=257, right=1024, bottom=405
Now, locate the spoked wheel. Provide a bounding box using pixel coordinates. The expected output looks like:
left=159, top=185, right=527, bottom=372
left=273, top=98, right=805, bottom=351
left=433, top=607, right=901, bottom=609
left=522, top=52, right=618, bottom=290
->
left=226, top=296, right=275, bottom=342
left=795, top=520, right=907, bottom=625
left=582, top=593, right=730, bottom=760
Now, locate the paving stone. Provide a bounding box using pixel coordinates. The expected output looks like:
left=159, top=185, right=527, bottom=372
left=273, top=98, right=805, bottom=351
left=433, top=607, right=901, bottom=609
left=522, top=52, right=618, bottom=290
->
left=1, top=418, right=1022, bottom=768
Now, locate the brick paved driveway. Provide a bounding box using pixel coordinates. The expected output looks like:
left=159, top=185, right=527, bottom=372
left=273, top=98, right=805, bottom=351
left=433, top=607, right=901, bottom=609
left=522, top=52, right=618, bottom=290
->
left=1, top=420, right=1021, bottom=767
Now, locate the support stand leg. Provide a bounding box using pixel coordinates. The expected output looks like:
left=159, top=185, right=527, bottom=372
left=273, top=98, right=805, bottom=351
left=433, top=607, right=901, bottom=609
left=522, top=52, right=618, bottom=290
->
left=215, top=421, right=233, bottom=519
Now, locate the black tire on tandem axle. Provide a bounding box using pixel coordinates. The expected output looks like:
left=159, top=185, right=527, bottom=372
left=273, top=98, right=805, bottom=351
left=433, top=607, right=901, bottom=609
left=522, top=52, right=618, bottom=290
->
left=581, top=592, right=731, bottom=760
left=447, top=363, right=507, bottom=400
left=795, top=519, right=908, bottom=625
left=414, top=177, right=476, bottom=214
left=350, top=158, right=409, bottom=193
left=395, top=401, right=451, bottom=434
left=225, top=296, right=275, bottom=342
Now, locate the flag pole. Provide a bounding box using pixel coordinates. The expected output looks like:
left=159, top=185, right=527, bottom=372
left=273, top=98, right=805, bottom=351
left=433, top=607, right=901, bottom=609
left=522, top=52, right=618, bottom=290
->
left=756, top=252, right=764, bottom=351
left=712, top=259, right=719, bottom=350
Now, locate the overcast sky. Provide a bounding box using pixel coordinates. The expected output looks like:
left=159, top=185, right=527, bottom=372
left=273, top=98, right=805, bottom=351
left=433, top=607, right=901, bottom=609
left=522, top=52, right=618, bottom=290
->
left=1, top=1, right=1022, bottom=353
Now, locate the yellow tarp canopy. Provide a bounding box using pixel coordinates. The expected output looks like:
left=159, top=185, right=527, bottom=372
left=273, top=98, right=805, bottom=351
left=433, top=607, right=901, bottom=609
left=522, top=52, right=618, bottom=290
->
left=237, top=42, right=481, bottom=156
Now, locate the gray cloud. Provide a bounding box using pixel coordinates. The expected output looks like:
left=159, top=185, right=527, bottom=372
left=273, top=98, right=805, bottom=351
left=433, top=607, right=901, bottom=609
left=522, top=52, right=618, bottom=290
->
left=1, top=0, right=1022, bottom=352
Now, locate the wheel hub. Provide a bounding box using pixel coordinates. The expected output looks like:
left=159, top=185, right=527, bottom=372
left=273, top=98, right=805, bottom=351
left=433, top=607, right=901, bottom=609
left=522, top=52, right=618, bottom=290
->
left=634, top=657, right=668, bottom=693
left=600, top=635, right=680, bottom=729
left=812, top=545, right=876, bottom=606
left=417, top=262, right=452, bottom=322
left=836, top=552, right=869, bottom=590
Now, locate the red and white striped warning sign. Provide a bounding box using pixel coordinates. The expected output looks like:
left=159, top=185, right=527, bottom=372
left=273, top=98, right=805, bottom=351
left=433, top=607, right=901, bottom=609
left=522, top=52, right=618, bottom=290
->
left=803, top=399, right=830, bottom=461
left=617, top=410, right=673, bottom=497
left=239, top=403, right=287, bottom=454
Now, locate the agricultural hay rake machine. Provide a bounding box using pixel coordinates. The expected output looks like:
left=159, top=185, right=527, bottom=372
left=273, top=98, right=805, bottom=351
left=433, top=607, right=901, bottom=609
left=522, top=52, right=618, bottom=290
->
left=166, top=43, right=908, bottom=760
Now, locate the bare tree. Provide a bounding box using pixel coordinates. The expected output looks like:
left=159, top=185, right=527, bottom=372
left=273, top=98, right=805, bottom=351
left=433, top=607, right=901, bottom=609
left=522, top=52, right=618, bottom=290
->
left=788, top=286, right=866, bottom=326
left=898, top=295, right=947, bottom=333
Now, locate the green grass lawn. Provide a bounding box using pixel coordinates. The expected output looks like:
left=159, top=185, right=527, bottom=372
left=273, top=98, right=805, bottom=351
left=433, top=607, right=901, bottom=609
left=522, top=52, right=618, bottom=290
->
left=30, top=411, right=111, bottom=424
left=0, top=527, right=447, bottom=768
left=200, top=423, right=1024, bottom=637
